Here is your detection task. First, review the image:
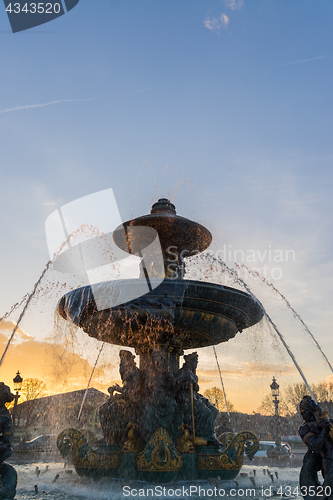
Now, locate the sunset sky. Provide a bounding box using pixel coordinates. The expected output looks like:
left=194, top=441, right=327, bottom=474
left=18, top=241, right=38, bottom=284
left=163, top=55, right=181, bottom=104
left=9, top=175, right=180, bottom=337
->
left=1, top=1, right=333, bottom=413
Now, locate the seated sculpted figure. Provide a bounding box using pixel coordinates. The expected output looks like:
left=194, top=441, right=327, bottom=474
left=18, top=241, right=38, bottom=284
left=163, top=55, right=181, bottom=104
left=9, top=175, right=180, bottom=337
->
left=99, top=350, right=141, bottom=444
left=0, top=382, right=15, bottom=462
left=175, top=352, right=220, bottom=447
left=299, top=395, right=333, bottom=500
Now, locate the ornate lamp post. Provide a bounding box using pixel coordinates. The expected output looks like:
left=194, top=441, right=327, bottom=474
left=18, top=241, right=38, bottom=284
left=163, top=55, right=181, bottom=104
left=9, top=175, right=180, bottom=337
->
left=12, top=371, right=23, bottom=436
left=270, top=376, right=281, bottom=447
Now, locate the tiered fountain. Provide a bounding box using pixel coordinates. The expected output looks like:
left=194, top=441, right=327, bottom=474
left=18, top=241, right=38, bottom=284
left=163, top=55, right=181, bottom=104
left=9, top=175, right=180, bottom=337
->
left=56, top=198, right=263, bottom=482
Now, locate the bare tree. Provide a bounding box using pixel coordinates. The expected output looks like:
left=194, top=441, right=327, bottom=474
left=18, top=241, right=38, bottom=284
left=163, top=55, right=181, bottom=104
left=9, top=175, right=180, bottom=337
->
left=258, top=393, right=292, bottom=416
left=259, top=381, right=333, bottom=416
left=203, top=387, right=234, bottom=412
left=21, top=378, right=46, bottom=401
left=315, top=382, right=333, bottom=403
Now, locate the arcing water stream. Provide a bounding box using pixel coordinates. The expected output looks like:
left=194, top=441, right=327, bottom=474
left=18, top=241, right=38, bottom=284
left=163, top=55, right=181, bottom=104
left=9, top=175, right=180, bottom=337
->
left=187, top=253, right=331, bottom=401
left=236, top=263, right=333, bottom=375
left=0, top=261, right=52, bottom=368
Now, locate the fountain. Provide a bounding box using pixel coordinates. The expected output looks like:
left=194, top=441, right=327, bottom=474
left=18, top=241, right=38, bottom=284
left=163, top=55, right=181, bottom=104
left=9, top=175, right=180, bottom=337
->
left=56, top=198, right=264, bottom=483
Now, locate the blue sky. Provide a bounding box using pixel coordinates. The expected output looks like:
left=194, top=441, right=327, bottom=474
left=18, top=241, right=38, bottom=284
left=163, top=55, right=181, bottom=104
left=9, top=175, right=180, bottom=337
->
left=1, top=0, right=333, bottom=411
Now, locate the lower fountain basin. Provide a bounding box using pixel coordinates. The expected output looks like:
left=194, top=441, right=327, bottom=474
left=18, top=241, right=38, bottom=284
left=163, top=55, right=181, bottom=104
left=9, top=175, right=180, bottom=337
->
left=57, top=279, right=263, bottom=349
left=57, top=428, right=259, bottom=482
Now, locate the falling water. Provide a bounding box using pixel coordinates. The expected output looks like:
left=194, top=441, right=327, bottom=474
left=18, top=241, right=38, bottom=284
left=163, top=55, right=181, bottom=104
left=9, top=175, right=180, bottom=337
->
left=0, top=223, right=115, bottom=373
left=212, top=345, right=230, bottom=415
left=0, top=260, right=52, bottom=368
left=77, top=342, right=105, bottom=421
left=0, top=294, right=29, bottom=323
left=187, top=252, right=320, bottom=402
left=236, top=263, right=333, bottom=376
left=262, top=315, right=317, bottom=403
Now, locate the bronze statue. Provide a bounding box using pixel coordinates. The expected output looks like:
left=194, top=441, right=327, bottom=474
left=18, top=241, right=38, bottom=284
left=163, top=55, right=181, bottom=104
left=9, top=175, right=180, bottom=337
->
left=0, top=382, right=15, bottom=461
left=99, top=350, right=141, bottom=444
left=175, top=352, right=220, bottom=447
left=299, top=395, right=333, bottom=499
left=0, top=382, right=17, bottom=500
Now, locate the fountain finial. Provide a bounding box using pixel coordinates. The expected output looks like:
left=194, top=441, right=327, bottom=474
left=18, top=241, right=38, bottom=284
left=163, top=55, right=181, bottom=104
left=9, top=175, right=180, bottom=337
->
left=150, top=198, right=176, bottom=216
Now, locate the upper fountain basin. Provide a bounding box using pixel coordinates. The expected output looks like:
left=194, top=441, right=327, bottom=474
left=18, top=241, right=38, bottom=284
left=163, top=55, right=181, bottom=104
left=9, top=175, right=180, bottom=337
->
left=57, top=278, right=264, bottom=350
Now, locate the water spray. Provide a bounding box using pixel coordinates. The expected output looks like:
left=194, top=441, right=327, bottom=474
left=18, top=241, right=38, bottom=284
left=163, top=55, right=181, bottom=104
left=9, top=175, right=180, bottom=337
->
left=202, top=253, right=318, bottom=403
left=237, top=263, right=333, bottom=376
left=212, top=345, right=230, bottom=416
left=77, top=342, right=105, bottom=421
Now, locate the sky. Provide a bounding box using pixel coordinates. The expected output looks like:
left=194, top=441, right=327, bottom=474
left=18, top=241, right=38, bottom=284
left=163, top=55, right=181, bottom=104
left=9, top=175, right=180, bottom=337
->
left=1, top=0, right=333, bottom=414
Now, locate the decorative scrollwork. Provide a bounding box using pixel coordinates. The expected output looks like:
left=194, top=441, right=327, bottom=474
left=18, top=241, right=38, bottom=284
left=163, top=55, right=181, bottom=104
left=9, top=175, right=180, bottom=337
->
left=57, top=428, right=120, bottom=470
left=197, top=431, right=259, bottom=471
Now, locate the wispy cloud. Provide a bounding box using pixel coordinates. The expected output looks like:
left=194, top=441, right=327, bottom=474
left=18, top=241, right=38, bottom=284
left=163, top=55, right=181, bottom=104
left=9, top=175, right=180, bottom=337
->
left=204, top=13, right=229, bottom=34
left=0, top=98, right=92, bottom=115
left=198, top=362, right=296, bottom=380
left=43, top=201, right=60, bottom=207
left=0, top=332, right=109, bottom=394
left=0, top=320, right=32, bottom=340
left=134, top=88, right=152, bottom=94
left=224, top=0, right=244, bottom=10
left=283, top=54, right=331, bottom=66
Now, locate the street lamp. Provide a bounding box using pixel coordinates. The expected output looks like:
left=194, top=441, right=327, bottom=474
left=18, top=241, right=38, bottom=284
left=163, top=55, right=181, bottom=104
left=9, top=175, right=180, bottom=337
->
left=270, top=376, right=281, bottom=447
left=12, top=371, right=23, bottom=437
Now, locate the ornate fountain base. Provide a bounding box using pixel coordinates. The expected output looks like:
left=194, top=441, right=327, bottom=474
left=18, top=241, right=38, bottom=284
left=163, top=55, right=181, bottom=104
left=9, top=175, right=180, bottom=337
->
left=57, top=428, right=259, bottom=483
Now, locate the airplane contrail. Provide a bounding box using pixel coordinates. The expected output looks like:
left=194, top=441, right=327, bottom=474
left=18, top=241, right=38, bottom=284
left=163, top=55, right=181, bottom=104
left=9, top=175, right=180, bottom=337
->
left=283, top=54, right=331, bottom=66
left=0, top=98, right=92, bottom=114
